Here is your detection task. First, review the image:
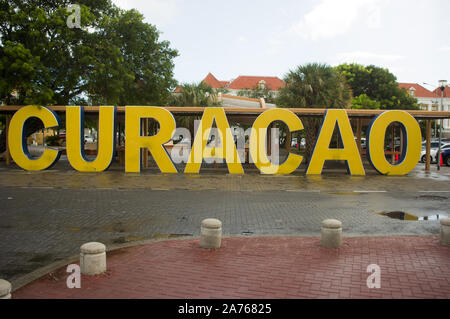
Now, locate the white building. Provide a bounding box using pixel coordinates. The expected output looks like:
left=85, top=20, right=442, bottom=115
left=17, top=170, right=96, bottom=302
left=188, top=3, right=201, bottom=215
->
left=399, top=83, right=450, bottom=137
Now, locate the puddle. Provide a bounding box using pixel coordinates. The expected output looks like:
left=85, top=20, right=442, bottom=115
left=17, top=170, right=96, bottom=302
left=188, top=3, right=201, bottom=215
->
left=373, top=211, right=449, bottom=221
left=112, top=235, right=146, bottom=244
left=28, top=253, right=54, bottom=263
left=416, top=195, right=448, bottom=200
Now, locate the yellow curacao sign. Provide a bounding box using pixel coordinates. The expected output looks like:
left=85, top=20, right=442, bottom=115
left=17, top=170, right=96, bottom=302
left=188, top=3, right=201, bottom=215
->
left=8, top=106, right=422, bottom=175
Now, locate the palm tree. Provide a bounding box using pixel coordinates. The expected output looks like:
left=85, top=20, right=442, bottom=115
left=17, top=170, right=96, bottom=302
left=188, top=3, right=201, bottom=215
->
left=277, top=63, right=351, bottom=163
left=167, top=82, right=222, bottom=137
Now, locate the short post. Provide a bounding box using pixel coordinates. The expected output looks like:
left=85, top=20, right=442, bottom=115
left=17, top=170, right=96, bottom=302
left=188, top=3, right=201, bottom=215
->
left=200, top=218, right=222, bottom=249
left=440, top=218, right=450, bottom=246
left=0, top=279, right=12, bottom=299
left=80, top=242, right=107, bottom=276
left=321, top=219, right=342, bottom=248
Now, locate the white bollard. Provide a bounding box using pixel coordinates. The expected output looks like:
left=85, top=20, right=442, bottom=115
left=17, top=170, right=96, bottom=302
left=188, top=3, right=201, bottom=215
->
left=80, top=242, right=107, bottom=276
left=0, top=279, right=12, bottom=299
left=321, top=219, right=342, bottom=248
left=200, top=218, right=222, bottom=249
left=440, top=218, right=450, bottom=246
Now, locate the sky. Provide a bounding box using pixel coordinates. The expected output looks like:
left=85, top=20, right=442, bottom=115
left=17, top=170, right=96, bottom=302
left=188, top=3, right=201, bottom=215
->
left=112, top=0, right=450, bottom=89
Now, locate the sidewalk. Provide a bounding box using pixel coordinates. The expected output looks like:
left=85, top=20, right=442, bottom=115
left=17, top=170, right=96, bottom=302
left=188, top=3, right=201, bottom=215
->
left=12, top=236, right=450, bottom=299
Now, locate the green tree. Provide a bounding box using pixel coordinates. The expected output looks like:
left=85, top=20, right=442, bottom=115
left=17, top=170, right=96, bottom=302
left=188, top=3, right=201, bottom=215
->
left=166, top=82, right=222, bottom=137
left=0, top=0, right=115, bottom=105
left=0, top=0, right=178, bottom=152
left=351, top=93, right=380, bottom=109
left=277, top=63, right=352, bottom=162
left=336, top=63, right=418, bottom=110
left=87, top=9, right=178, bottom=106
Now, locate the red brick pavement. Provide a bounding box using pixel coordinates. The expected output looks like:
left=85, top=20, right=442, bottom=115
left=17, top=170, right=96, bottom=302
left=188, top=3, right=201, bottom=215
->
left=13, top=236, right=450, bottom=299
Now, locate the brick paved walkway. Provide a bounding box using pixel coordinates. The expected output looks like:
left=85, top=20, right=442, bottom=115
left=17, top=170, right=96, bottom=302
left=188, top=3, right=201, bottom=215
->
left=13, top=236, right=450, bottom=299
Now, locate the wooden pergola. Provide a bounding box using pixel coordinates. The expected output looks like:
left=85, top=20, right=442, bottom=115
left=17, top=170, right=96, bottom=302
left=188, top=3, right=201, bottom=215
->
left=2, top=105, right=450, bottom=172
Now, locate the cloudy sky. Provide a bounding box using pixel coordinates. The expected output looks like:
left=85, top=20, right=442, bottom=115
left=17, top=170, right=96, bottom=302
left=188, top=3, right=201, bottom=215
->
left=112, top=0, right=450, bottom=88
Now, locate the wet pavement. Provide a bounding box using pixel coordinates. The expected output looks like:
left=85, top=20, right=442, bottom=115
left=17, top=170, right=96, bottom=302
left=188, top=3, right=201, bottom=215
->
left=0, top=157, right=449, bottom=288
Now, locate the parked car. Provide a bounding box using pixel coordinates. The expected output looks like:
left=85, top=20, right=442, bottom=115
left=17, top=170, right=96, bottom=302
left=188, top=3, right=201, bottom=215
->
left=291, top=137, right=305, bottom=149
left=441, top=148, right=450, bottom=166
left=84, top=135, right=94, bottom=143
left=420, top=143, right=450, bottom=163
left=422, top=140, right=446, bottom=150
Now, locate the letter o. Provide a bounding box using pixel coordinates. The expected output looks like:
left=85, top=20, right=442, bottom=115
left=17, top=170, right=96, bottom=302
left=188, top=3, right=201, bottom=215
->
left=367, top=110, right=421, bottom=175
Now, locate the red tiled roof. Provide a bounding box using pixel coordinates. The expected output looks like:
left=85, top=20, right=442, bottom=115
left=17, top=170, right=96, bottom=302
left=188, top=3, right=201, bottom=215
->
left=202, top=72, right=224, bottom=89
left=433, top=86, right=450, bottom=98
left=398, top=83, right=436, bottom=98
left=228, top=75, right=284, bottom=91
left=175, top=73, right=285, bottom=93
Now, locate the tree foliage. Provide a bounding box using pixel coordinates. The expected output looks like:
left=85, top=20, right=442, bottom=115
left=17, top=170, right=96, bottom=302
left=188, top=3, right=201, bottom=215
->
left=336, top=63, right=418, bottom=110
left=276, top=63, right=352, bottom=162
left=277, top=63, right=351, bottom=109
left=167, top=82, right=222, bottom=108
left=0, top=0, right=178, bottom=106
left=0, top=0, right=178, bottom=153
left=166, top=82, right=222, bottom=136
left=351, top=93, right=380, bottom=109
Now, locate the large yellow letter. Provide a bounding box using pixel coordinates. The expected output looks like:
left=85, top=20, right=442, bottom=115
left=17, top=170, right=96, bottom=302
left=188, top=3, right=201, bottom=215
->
left=306, top=109, right=365, bottom=175
left=367, top=110, right=421, bottom=175
left=125, top=106, right=177, bottom=173
left=66, top=106, right=116, bottom=172
left=8, top=105, right=61, bottom=171
left=250, top=108, right=303, bottom=174
left=185, top=107, right=243, bottom=174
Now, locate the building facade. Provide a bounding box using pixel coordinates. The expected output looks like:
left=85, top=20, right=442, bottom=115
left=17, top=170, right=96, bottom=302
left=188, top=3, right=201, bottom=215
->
left=200, top=72, right=284, bottom=97
left=398, top=83, right=450, bottom=137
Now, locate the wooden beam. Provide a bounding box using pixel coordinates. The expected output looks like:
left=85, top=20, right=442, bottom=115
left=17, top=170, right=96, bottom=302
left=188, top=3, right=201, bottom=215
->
left=118, top=122, right=121, bottom=146
left=391, top=124, right=395, bottom=163
left=356, top=118, right=362, bottom=154
left=143, top=118, right=149, bottom=168
left=400, top=125, right=403, bottom=159
left=5, top=114, right=11, bottom=166
left=425, top=120, right=431, bottom=172
left=286, top=130, right=291, bottom=153
left=1, top=105, right=450, bottom=119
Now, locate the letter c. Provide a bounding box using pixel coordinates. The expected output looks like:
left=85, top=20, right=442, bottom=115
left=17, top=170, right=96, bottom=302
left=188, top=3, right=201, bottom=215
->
left=8, top=105, right=61, bottom=171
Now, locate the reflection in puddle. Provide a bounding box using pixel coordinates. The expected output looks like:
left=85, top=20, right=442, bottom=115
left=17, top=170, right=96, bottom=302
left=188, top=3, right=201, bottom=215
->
left=373, top=211, right=449, bottom=221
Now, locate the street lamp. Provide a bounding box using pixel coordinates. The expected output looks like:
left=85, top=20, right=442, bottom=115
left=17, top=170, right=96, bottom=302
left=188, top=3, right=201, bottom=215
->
left=437, top=80, right=447, bottom=170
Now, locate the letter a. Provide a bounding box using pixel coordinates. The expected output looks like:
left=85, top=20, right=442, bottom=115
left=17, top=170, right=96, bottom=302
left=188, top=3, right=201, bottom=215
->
left=185, top=107, right=243, bottom=174
left=307, top=109, right=365, bottom=175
